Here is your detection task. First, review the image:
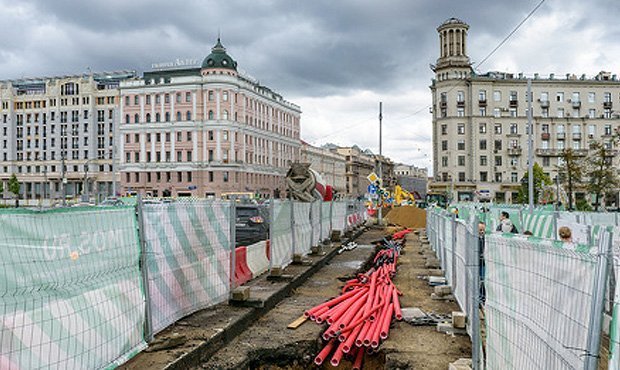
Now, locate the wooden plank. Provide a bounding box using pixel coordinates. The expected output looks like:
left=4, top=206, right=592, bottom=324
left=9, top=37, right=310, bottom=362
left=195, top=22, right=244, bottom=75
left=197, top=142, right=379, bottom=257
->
left=287, top=315, right=308, bottom=329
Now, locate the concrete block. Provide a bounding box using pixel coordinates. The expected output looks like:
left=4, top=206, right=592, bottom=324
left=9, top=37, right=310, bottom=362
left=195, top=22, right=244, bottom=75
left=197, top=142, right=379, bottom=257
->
left=292, top=254, right=304, bottom=264
left=436, top=321, right=453, bottom=333
left=428, top=276, right=447, bottom=285
left=452, top=311, right=466, bottom=329
left=434, top=285, right=452, bottom=296
left=425, top=259, right=441, bottom=269
left=330, top=230, right=342, bottom=242
left=400, top=307, right=426, bottom=320
left=270, top=266, right=283, bottom=277
left=431, top=293, right=455, bottom=301
left=231, top=287, right=250, bottom=301
left=449, top=358, right=472, bottom=370
left=426, top=269, right=445, bottom=276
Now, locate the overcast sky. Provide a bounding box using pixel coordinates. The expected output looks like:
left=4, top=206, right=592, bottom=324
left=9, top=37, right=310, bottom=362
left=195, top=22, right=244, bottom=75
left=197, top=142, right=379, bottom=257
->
left=2, top=0, right=620, bottom=173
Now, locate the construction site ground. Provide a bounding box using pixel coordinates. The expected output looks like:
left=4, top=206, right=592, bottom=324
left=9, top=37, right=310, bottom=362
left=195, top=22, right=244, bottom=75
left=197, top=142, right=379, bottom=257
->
left=197, top=227, right=471, bottom=369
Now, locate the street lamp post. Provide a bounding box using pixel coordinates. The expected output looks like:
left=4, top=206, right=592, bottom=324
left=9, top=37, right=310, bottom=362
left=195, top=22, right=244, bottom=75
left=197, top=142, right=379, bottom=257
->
left=82, top=159, right=94, bottom=203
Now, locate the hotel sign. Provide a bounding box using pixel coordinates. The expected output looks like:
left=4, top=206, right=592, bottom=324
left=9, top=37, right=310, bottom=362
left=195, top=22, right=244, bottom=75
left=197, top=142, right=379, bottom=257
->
left=151, top=58, right=200, bottom=71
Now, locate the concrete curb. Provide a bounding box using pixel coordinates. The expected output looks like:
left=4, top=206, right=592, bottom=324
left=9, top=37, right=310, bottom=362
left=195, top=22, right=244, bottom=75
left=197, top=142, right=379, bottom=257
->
left=164, top=227, right=367, bottom=369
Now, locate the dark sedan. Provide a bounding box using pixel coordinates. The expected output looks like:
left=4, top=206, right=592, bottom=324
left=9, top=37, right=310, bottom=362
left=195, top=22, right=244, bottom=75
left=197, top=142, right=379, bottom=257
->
left=235, top=205, right=269, bottom=246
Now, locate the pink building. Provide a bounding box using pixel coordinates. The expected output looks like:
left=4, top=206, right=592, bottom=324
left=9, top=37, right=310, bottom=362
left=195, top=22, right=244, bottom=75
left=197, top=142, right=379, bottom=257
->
left=119, top=39, right=301, bottom=198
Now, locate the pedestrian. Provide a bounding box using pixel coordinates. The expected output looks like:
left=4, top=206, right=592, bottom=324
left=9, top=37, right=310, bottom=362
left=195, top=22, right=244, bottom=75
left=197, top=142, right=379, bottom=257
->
left=496, top=211, right=518, bottom=233
left=558, top=226, right=573, bottom=243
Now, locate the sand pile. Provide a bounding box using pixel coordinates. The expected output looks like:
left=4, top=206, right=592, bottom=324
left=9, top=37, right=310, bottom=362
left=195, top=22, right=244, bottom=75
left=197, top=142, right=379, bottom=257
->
left=384, top=206, right=426, bottom=229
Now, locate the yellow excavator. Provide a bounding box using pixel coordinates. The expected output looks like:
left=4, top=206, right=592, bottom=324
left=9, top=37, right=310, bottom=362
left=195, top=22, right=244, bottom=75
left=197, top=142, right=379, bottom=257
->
left=393, top=184, right=418, bottom=206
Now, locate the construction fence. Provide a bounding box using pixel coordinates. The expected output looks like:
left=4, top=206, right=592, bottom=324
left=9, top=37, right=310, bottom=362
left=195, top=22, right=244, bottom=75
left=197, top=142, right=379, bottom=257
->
left=427, top=205, right=620, bottom=370
left=0, top=198, right=367, bottom=369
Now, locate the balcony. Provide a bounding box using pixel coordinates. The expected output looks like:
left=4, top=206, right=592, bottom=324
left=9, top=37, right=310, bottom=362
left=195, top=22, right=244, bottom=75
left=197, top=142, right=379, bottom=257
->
left=541, top=133, right=550, bottom=140
left=557, top=132, right=566, bottom=140
left=539, top=100, right=550, bottom=108
left=456, top=101, right=465, bottom=108
left=440, top=101, right=447, bottom=108
left=536, top=149, right=560, bottom=156
left=478, top=99, right=487, bottom=106
left=604, top=101, right=613, bottom=108
left=507, top=147, right=522, bottom=156
left=572, top=100, right=581, bottom=108
left=572, top=133, right=582, bottom=140
left=509, top=100, right=518, bottom=108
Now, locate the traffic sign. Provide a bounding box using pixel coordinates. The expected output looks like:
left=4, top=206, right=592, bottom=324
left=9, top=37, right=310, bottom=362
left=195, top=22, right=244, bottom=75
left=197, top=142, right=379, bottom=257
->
left=367, top=172, right=380, bottom=183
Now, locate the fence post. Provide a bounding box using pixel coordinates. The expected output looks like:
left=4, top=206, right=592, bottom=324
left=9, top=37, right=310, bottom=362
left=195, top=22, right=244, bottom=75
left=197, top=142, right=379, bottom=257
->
left=269, top=199, right=275, bottom=270
left=135, top=194, right=154, bottom=343
left=470, top=215, right=482, bottom=370
left=229, top=199, right=237, bottom=290
left=309, top=200, right=314, bottom=247
left=318, top=200, right=323, bottom=243
left=291, top=200, right=296, bottom=257
left=585, top=229, right=613, bottom=370
left=451, top=213, right=457, bottom=290
left=553, top=211, right=559, bottom=240
left=329, top=200, right=333, bottom=236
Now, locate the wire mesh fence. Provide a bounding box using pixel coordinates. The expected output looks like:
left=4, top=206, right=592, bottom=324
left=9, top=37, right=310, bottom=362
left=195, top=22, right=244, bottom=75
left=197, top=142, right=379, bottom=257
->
left=427, top=205, right=619, bottom=370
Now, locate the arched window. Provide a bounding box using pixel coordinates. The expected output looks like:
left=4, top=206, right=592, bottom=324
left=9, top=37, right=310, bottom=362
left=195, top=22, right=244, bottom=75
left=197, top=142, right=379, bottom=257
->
left=208, top=110, right=214, bottom=120
left=165, top=112, right=170, bottom=121
left=176, top=111, right=181, bottom=121
left=134, top=114, right=139, bottom=124
left=156, top=113, right=161, bottom=122
left=234, top=112, right=238, bottom=122
left=186, top=111, right=191, bottom=120
left=146, top=113, right=151, bottom=123
left=222, top=110, right=229, bottom=120
left=125, top=114, right=130, bottom=124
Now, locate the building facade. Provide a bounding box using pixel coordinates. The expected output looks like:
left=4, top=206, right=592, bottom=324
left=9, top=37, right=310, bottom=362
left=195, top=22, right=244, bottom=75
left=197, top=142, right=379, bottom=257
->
left=0, top=71, right=136, bottom=202
left=300, top=141, right=347, bottom=194
left=119, top=39, right=301, bottom=199
left=394, top=163, right=428, bottom=199
left=430, top=18, right=620, bottom=204
left=331, top=145, right=375, bottom=197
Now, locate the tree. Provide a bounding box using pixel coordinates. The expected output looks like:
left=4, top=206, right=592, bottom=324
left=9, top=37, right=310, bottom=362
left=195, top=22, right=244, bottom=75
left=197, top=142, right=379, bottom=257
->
left=517, top=162, right=552, bottom=205
left=556, top=148, right=585, bottom=211
left=8, top=174, right=20, bottom=208
left=586, top=140, right=620, bottom=211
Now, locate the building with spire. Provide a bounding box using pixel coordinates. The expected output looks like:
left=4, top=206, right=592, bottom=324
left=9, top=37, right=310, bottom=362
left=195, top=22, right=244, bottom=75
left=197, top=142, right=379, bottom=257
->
left=430, top=18, right=620, bottom=206
left=119, top=38, right=301, bottom=198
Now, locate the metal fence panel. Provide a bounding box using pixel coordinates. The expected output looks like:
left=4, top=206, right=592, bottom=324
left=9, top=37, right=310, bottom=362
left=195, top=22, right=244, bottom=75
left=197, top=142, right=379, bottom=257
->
left=0, top=207, right=146, bottom=369
left=485, top=234, right=598, bottom=369
left=321, top=202, right=332, bottom=240
left=270, top=200, right=293, bottom=268
left=141, top=201, right=232, bottom=335
left=311, top=201, right=321, bottom=247
left=331, top=202, right=347, bottom=233
left=293, top=202, right=312, bottom=257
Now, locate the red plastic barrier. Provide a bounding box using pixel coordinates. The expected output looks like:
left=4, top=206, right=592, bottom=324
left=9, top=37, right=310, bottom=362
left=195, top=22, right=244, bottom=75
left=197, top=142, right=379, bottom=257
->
left=265, top=239, right=271, bottom=261
left=234, top=246, right=252, bottom=286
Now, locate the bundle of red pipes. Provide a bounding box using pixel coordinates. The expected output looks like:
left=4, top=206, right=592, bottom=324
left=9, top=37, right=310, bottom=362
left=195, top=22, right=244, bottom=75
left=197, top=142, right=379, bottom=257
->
left=305, top=229, right=411, bottom=368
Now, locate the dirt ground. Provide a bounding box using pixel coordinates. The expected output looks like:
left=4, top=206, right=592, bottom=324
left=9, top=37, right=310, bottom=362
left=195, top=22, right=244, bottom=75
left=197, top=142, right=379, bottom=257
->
left=384, top=206, right=427, bottom=229
left=198, top=228, right=471, bottom=370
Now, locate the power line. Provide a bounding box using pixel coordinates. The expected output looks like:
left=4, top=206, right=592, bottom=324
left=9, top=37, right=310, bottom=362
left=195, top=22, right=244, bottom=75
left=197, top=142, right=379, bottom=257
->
left=475, top=0, right=547, bottom=70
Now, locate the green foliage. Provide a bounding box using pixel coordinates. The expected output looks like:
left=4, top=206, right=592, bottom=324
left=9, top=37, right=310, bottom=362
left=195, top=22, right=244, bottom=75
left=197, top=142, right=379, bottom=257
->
left=575, top=198, right=593, bottom=211
left=556, top=148, right=585, bottom=210
left=8, top=174, right=19, bottom=196
left=586, top=140, right=620, bottom=211
left=517, top=162, right=551, bottom=204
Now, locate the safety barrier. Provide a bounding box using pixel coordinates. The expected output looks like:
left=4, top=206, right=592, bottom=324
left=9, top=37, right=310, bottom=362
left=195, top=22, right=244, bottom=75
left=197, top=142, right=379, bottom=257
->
left=245, top=240, right=269, bottom=278
left=427, top=206, right=619, bottom=370
left=0, top=206, right=146, bottom=369
left=331, top=201, right=347, bottom=234
left=0, top=198, right=366, bottom=368
left=139, top=200, right=233, bottom=336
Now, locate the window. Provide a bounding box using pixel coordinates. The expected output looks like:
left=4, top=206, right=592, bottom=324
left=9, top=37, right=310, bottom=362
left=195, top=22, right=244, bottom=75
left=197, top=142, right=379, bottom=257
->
left=458, top=172, right=466, bottom=182
left=156, top=95, right=161, bottom=104
left=187, top=151, right=192, bottom=162
left=494, top=140, right=502, bottom=150
left=456, top=91, right=464, bottom=102
left=134, top=113, right=139, bottom=123
left=495, top=172, right=503, bottom=182
left=165, top=94, right=170, bottom=104
left=479, top=123, right=486, bottom=134
left=495, top=156, right=502, bottom=166
left=125, top=96, right=130, bottom=106
left=556, top=92, right=564, bottom=102
left=509, top=91, right=518, bottom=101
left=208, top=110, right=214, bottom=119
left=208, top=171, right=214, bottom=182
left=187, top=132, right=191, bottom=141
left=458, top=155, right=465, bottom=166
left=604, top=124, right=612, bottom=136
left=540, top=92, right=549, bottom=102
left=604, top=109, right=612, bottom=119
left=156, top=113, right=161, bottom=122
left=223, top=91, right=229, bottom=101
left=604, top=92, right=612, bottom=103
left=479, top=90, right=486, bottom=101
left=208, top=131, right=214, bottom=140
left=542, top=157, right=550, bottom=166
left=480, top=172, right=488, bottom=182
left=493, top=108, right=501, bottom=118
left=557, top=108, right=564, bottom=118
left=479, top=139, right=487, bottom=150
left=165, top=132, right=171, bottom=142
left=457, top=140, right=465, bottom=150
left=223, top=110, right=229, bottom=120
left=479, top=107, right=486, bottom=116
left=441, top=156, right=448, bottom=167
left=541, top=140, right=549, bottom=149
left=165, top=112, right=170, bottom=121
left=480, top=156, right=488, bottom=166
left=558, top=141, right=565, bottom=150
left=441, top=140, right=448, bottom=151
left=572, top=92, right=580, bottom=102
left=457, top=123, right=465, bottom=134
left=146, top=113, right=151, bottom=123
left=457, top=108, right=464, bottom=117
left=509, top=123, right=518, bottom=134
left=557, top=124, right=565, bottom=134
left=208, top=91, right=214, bottom=101
left=588, top=109, right=596, bottom=118
left=223, top=171, right=229, bottom=182
left=493, top=90, right=501, bottom=102
left=146, top=95, right=151, bottom=105
left=441, top=124, right=447, bottom=135
left=511, top=173, right=518, bottom=183
left=185, top=92, right=191, bottom=103
left=208, top=150, right=214, bottom=161
left=541, top=124, right=549, bottom=133
left=510, top=157, right=518, bottom=166
left=176, top=93, right=181, bottom=103
left=509, top=108, right=517, bottom=117
left=176, top=132, right=182, bottom=142
left=573, top=140, right=580, bottom=150
left=510, top=139, right=519, bottom=148
left=494, top=123, right=502, bottom=134
left=588, top=125, right=596, bottom=137
left=186, top=111, right=191, bottom=120
left=572, top=124, right=580, bottom=134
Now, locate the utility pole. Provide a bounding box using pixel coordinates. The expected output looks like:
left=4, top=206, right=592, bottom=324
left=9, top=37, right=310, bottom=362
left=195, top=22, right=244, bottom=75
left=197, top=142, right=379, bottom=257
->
left=61, top=152, right=67, bottom=207
left=527, top=79, right=534, bottom=214
left=378, top=102, right=383, bottom=225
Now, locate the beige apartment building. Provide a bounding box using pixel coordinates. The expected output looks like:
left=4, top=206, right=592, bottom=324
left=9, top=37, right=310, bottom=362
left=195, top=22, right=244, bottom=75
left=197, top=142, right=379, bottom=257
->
left=300, top=141, right=347, bottom=195
left=0, top=71, right=136, bottom=202
left=329, top=145, right=375, bottom=197
left=430, top=18, right=620, bottom=204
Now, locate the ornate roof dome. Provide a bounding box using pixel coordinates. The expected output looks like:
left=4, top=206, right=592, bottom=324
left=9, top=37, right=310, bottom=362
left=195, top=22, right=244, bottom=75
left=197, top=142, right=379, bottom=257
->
left=441, top=17, right=466, bottom=26
left=201, top=38, right=238, bottom=71
left=437, top=17, right=469, bottom=31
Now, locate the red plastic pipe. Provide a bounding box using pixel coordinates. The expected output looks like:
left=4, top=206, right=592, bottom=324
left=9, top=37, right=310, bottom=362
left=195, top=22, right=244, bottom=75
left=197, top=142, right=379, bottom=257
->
left=314, top=339, right=336, bottom=366
left=352, top=347, right=364, bottom=370
left=392, top=287, right=403, bottom=320
left=380, top=303, right=394, bottom=340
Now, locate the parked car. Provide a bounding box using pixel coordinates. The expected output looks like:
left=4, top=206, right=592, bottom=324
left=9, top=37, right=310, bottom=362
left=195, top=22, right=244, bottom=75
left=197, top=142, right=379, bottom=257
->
left=235, top=205, right=269, bottom=246
left=99, top=197, right=124, bottom=206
